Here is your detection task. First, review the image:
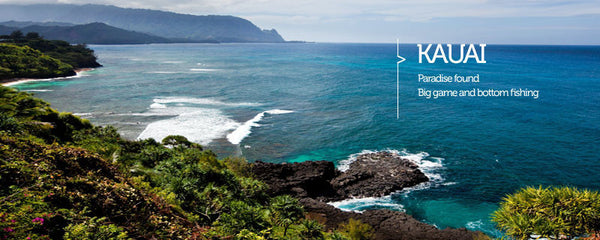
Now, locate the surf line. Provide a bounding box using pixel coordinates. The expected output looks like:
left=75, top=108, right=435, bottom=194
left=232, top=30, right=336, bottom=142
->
left=226, top=109, right=294, bottom=145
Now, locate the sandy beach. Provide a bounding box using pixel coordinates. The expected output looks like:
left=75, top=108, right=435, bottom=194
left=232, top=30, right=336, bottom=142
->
left=1, top=68, right=94, bottom=87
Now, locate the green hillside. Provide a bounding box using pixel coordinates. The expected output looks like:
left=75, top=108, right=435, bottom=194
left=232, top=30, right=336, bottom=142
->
left=0, top=44, right=74, bottom=80
left=0, top=86, right=359, bottom=239
left=0, top=32, right=101, bottom=81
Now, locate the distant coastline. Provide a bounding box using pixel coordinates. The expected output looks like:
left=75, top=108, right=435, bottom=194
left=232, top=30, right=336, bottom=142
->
left=0, top=4, right=286, bottom=43
left=1, top=68, right=94, bottom=87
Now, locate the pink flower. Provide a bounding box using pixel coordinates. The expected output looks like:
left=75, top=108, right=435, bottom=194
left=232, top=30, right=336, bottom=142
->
left=32, top=217, right=44, bottom=225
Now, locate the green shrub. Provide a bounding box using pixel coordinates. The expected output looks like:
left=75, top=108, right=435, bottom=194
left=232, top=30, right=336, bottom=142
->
left=300, top=219, right=325, bottom=240
left=236, top=229, right=267, bottom=240
left=72, top=126, right=122, bottom=160
left=139, top=145, right=171, bottom=168
left=492, top=186, right=600, bottom=240
left=217, top=200, right=270, bottom=235
left=64, top=217, right=129, bottom=240
left=269, top=195, right=304, bottom=237
left=337, top=218, right=374, bottom=240
left=327, top=231, right=351, bottom=240
left=0, top=113, right=21, bottom=133
left=162, top=135, right=202, bottom=150
left=223, top=156, right=253, bottom=177
left=0, top=86, right=94, bottom=143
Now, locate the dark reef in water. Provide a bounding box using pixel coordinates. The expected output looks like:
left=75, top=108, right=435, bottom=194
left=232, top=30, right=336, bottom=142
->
left=251, top=151, right=429, bottom=201
left=332, top=151, right=430, bottom=198
left=252, top=151, right=482, bottom=240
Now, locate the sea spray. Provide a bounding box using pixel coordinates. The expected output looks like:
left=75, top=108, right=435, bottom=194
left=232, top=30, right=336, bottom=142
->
left=227, top=109, right=294, bottom=144
left=137, top=108, right=239, bottom=145
left=152, top=97, right=260, bottom=107
left=328, top=195, right=404, bottom=213
left=137, top=97, right=261, bottom=145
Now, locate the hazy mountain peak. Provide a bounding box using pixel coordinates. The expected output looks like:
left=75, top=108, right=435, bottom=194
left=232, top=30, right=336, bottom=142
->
left=0, top=3, right=285, bottom=43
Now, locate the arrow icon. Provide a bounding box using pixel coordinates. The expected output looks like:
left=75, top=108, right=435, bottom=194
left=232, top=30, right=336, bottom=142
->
left=396, top=39, right=404, bottom=119
left=397, top=39, right=405, bottom=64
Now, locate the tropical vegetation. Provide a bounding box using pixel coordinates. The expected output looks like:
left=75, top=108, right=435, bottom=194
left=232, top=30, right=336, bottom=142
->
left=493, top=186, right=600, bottom=240
left=0, top=31, right=100, bottom=80
left=0, top=85, right=371, bottom=239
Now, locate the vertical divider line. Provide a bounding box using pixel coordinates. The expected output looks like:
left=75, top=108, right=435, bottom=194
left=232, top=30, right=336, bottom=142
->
left=396, top=39, right=400, bottom=119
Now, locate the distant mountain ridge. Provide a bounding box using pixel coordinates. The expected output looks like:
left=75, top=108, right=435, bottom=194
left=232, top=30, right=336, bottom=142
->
left=0, top=4, right=285, bottom=43
left=0, top=22, right=179, bottom=44
left=0, top=21, right=75, bottom=28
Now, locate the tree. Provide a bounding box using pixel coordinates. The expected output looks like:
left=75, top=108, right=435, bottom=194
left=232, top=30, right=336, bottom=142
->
left=300, top=219, right=324, bottom=240
left=492, top=186, right=600, bottom=240
left=161, top=135, right=202, bottom=150
left=26, top=32, right=41, bottom=39
left=269, top=195, right=304, bottom=237
left=9, top=30, right=23, bottom=40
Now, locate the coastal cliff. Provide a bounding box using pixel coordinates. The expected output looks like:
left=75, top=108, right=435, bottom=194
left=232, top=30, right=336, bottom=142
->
left=252, top=152, right=482, bottom=240
left=0, top=32, right=100, bottom=82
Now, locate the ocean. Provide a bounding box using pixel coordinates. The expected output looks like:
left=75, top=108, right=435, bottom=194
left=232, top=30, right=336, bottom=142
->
left=10, top=43, right=600, bottom=236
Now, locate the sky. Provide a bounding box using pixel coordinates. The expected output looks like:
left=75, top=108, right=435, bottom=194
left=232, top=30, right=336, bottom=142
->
left=0, top=0, right=599, bottom=44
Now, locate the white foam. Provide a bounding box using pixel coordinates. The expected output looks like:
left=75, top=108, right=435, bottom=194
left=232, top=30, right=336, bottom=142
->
left=190, top=68, right=219, bottom=72
left=137, top=107, right=239, bottom=145
left=150, top=103, right=167, bottom=109
left=153, top=97, right=260, bottom=107
left=26, top=89, right=53, bottom=92
left=148, top=71, right=180, bottom=74
left=328, top=196, right=405, bottom=213
left=162, top=61, right=184, bottom=64
left=2, top=71, right=86, bottom=87
left=465, top=220, right=484, bottom=229
left=137, top=97, right=286, bottom=146
left=265, top=109, right=294, bottom=114
left=226, top=109, right=294, bottom=144
left=337, top=149, right=376, bottom=172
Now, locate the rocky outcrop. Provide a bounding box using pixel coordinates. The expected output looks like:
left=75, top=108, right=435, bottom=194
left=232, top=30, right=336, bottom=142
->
left=300, top=198, right=479, bottom=240
left=252, top=151, right=429, bottom=200
left=331, top=151, right=429, bottom=198
left=252, top=151, right=482, bottom=240
left=251, top=160, right=341, bottom=201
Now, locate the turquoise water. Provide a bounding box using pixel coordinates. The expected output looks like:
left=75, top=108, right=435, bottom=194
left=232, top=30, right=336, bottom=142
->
left=12, top=43, right=600, bottom=236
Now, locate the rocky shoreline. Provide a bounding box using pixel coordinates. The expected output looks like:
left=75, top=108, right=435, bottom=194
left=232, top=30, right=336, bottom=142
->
left=252, top=151, right=482, bottom=240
